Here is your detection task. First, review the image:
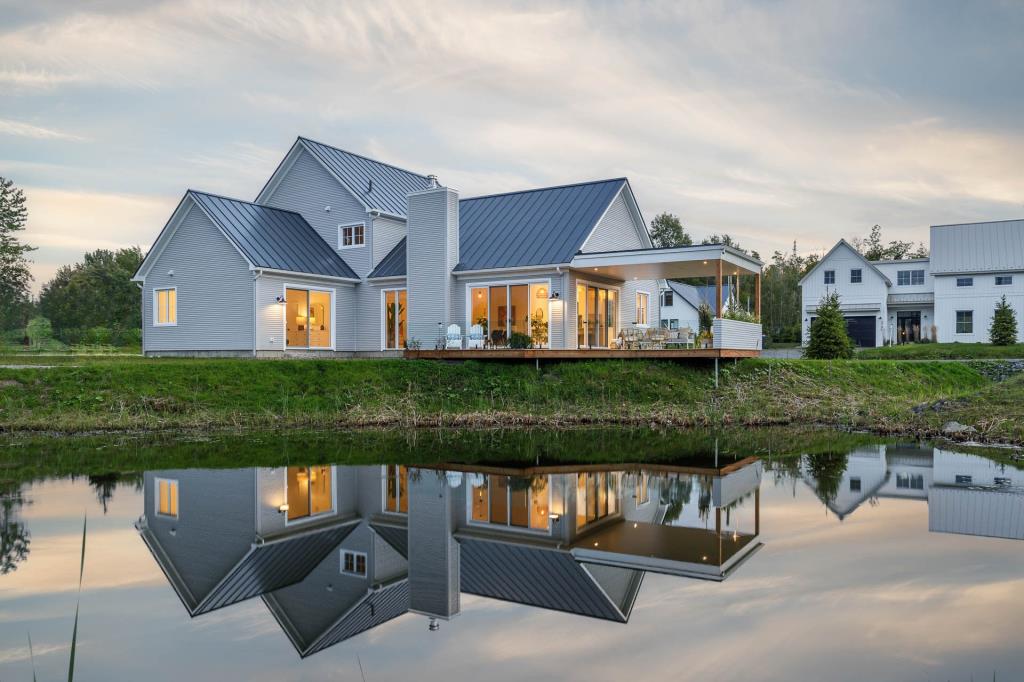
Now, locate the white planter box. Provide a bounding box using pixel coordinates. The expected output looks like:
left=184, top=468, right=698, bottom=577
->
left=713, top=319, right=762, bottom=350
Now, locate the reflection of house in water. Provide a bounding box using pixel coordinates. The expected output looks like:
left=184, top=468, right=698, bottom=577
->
left=800, top=445, right=1024, bottom=540
left=137, top=459, right=763, bottom=657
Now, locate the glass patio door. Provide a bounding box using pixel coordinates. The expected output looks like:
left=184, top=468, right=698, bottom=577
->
left=383, top=289, right=407, bottom=349
left=578, top=284, right=618, bottom=348
left=286, top=288, right=332, bottom=349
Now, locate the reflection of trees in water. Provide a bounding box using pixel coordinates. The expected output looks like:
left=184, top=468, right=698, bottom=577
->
left=803, top=453, right=849, bottom=505
left=1, top=481, right=30, bottom=575
left=88, top=472, right=143, bottom=515
left=660, top=475, right=694, bottom=524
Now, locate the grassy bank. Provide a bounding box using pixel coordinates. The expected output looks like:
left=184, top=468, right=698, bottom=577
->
left=0, top=356, right=1019, bottom=443
left=858, top=342, right=1024, bottom=360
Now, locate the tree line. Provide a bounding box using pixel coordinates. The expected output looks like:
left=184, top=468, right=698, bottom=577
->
left=0, top=176, right=143, bottom=348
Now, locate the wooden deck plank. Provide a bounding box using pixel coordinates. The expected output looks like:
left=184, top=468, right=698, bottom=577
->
left=403, top=348, right=760, bottom=360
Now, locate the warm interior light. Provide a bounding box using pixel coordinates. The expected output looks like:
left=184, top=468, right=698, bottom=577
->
left=593, top=542, right=599, bottom=547
left=548, top=512, right=561, bottom=521
left=278, top=503, right=290, bottom=514
left=633, top=522, right=638, bottom=529
left=593, top=267, right=599, bottom=271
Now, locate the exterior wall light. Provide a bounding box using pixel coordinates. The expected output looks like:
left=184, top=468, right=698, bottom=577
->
left=275, top=295, right=286, bottom=304
left=278, top=503, right=289, bottom=514
left=548, top=291, right=560, bottom=301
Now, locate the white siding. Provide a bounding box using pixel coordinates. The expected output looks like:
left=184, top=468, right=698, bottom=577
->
left=931, top=220, right=1024, bottom=275
left=658, top=289, right=700, bottom=330
left=143, top=202, right=254, bottom=353
left=356, top=280, right=402, bottom=351
left=800, top=242, right=888, bottom=347
left=933, top=273, right=1022, bottom=343
left=406, top=188, right=459, bottom=345
left=581, top=190, right=645, bottom=253
left=372, top=216, right=406, bottom=269
left=261, top=147, right=372, bottom=277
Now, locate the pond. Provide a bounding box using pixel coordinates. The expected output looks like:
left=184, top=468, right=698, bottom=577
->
left=1, top=429, right=1022, bottom=681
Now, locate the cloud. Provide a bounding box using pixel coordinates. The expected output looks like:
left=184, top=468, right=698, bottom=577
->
left=0, top=118, right=85, bottom=141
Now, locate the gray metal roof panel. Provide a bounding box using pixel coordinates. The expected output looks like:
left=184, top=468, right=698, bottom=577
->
left=195, top=522, right=357, bottom=615
left=930, top=219, right=1024, bottom=274
left=189, top=191, right=358, bottom=279
left=367, top=238, right=407, bottom=279
left=370, top=522, right=409, bottom=558
left=299, top=137, right=433, bottom=217
left=458, top=537, right=632, bottom=622
left=666, top=281, right=704, bottom=310
left=455, top=179, right=627, bottom=271
left=305, top=580, right=410, bottom=657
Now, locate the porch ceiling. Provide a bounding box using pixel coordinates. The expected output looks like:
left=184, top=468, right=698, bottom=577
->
left=570, top=244, right=762, bottom=281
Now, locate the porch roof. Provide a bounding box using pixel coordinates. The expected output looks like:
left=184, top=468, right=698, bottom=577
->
left=570, top=244, right=762, bottom=281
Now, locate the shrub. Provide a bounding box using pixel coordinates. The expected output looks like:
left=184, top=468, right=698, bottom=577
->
left=85, top=326, right=113, bottom=345
left=990, top=295, right=1018, bottom=345
left=508, top=332, right=533, bottom=349
left=25, top=317, right=53, bottom=350
left=804, top=291, right=854, bottom=359
left=724, top=307, right=759, bottom=323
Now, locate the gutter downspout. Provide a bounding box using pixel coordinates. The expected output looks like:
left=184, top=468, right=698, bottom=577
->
left=252, top=270, right=262, bottom=358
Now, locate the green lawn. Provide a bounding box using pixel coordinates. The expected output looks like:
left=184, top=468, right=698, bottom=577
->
left=1, top=355, right=1017, bottom=443
left=858, top=342, right=1024, bottom=360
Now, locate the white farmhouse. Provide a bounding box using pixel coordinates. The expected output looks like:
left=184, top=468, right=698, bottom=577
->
left=800, top=219, right=1023, bottom=346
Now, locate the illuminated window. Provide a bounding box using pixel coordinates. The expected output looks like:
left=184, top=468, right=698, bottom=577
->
left=286, top=288, right=332, bottom=348
left=155, top=478, right=178, bottom=518
left=383, top=465, right=408, bottom=513
left=470, top=475, right=549, bottom=531
left=339, top=224, right=365, bottom=248
left=341, top=550, right=367, bottom=576
left=636, top=292, right=649, bottom=325
left=635, top=471, right=650, bottom=505
left=154, top=288, right=176, bottom=326
left=383, top=289, right=407, bottom=349
left=576, top=472, right=620, bottom=529
left=286, top=466, right=333, bottom=521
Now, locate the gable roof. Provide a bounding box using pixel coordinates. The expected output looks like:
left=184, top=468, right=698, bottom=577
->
left=457, top=536, right=641, bottom=622
left=187, top=191, right=359, bottom=280
left=367, top=238, right=407, bottom=279
left=140, top=519, right=359, bottom=616
left=799, top=239, right=892, bottom=286
left=666, top=281, right=704, bottom=310
left=297, top=137, right=433, bottom=217
left=455, top=178, right=629, bottom=272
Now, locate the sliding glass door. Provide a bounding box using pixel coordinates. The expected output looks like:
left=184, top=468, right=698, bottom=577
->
left=576, top=283, right=618, bottom=348
left=286, top=288, right=332, bottom=349
left=383, top=289, right=407, bottom=349
left=469, top=283, right=549, bottom=347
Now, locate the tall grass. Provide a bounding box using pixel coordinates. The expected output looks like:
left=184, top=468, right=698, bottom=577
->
left=68, top=515, right=86, bottom=682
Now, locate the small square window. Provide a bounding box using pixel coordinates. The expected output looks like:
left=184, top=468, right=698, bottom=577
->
left=995, top=275, right=1013, bottom=286
left=824, top=270, right=835, bottom=285
left=339, top=224, right=365, bottom=249
left=956, top=277, right=973, bottom=287
left=850, top=269, right=862, bottom=284
left=341, top=550, right=367, bottom=576
left=849, top=477, right=861, bottom=492
left=956, top=310, right=973, bottom=334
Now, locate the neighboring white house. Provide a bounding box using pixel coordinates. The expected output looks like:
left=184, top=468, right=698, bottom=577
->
left=132, top=136, right=763, bottom=357
left=800, top=219, right=1023, bottom=346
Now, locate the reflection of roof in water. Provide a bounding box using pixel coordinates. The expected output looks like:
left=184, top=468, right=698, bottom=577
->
left=928, top=484, right=1024, bottom=541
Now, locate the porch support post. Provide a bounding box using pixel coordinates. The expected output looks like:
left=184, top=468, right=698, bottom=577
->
left=715, top=259, right=723, bottom=317
left=755, top=273, right=762, bottom=319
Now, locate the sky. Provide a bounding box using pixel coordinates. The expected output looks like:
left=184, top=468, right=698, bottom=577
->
left=2, top=0, right=1023, bottom=293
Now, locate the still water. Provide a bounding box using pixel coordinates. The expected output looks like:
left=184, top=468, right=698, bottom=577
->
left=1, top=432, right=1022, bottom=681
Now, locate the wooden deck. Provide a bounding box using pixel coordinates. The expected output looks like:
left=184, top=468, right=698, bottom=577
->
left=404, top=348, right=759, bottom=360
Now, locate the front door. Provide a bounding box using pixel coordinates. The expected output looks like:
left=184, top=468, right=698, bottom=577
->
left=896, top=311, right=921, bottom=344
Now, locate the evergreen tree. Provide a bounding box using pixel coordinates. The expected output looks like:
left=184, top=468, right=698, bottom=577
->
left=804, top=291, right=854, bottom=359
left=989, top=295, right=1018, bottom=346
left=0, top=177, right=34, bottom=330
left=649, top=212, right=692, bottom=248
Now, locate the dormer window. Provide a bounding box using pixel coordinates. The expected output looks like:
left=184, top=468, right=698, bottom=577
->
left=339, top=223, right=365, bottom=249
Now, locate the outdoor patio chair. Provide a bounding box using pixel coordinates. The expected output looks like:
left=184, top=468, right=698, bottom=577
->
left=467, top=324, right=485, bottom=349
left=445, top=324, right=463, bottom=349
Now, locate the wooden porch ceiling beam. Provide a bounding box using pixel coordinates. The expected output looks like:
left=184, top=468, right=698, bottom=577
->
left=715, top=259, right=723, bottom=317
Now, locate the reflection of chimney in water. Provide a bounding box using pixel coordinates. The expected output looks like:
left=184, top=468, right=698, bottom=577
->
left=407, top=468, right=461, bottom=624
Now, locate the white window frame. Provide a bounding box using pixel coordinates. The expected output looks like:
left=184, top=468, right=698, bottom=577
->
left=823, top=270, right=835, bottom=285
left=574, top=278, right=623, bottom=349
left=956, top=277, right=974, bottom=287
left=154, top=477, right=179, bottom=518
left=340, top=549, right=368, bottom=577
left=380, top=287, right=408, bottom=351
left=153, top=287, right=177, bottom=327
left=850, top=269, right=862, bottom=284
left=898, top=270, right=924, bottom=286
left=282, top=465, right=338, bottom=527
left=466, top=475, right=553, bottom=535
left=464, top=278, right=553, bottom=348
left=636, top=291, right=650, bottom=326
left=282, top=283, right=336, bottom=350
left=661, top=290, right=674, bottom=307
left=338, top=223, right=366, bottom=249
left=955, top=310, right=974, bottom=335
left=380, top=464, right=408, bottom=516
left=995, top=275, right=1013, bottom=286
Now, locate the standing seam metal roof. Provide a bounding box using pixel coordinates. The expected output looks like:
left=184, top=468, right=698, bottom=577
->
left=298, top=137, right=433, bottom=217
left=455, top=178, right=627, bottom=272
left=367, top=238, right=407, bottom=279
left=189, top=191, right=358, bottom=279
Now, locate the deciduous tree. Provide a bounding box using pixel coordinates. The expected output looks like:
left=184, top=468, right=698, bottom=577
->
left=0, top=177, right=34, bottom=330
left=649, top=212, right=692, bottom=248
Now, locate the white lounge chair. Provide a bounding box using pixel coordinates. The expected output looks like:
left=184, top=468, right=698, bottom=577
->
left=467, top=324, right=485, bottom=349
left=445, top=324, right=463, bottom=349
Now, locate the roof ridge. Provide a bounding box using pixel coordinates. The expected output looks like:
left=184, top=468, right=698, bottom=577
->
left=187, top=188, right=306, bottom=218
left=931, top=218, right=1024, bottom=228
left=297, top=136, right=431, bottom=180
left=461, top=177, right=627, bottom=203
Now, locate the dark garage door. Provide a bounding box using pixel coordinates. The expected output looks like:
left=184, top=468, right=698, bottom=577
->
left=843, top=316, right=876, bottom=347
left=810, top=315, right=876, bottom=347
